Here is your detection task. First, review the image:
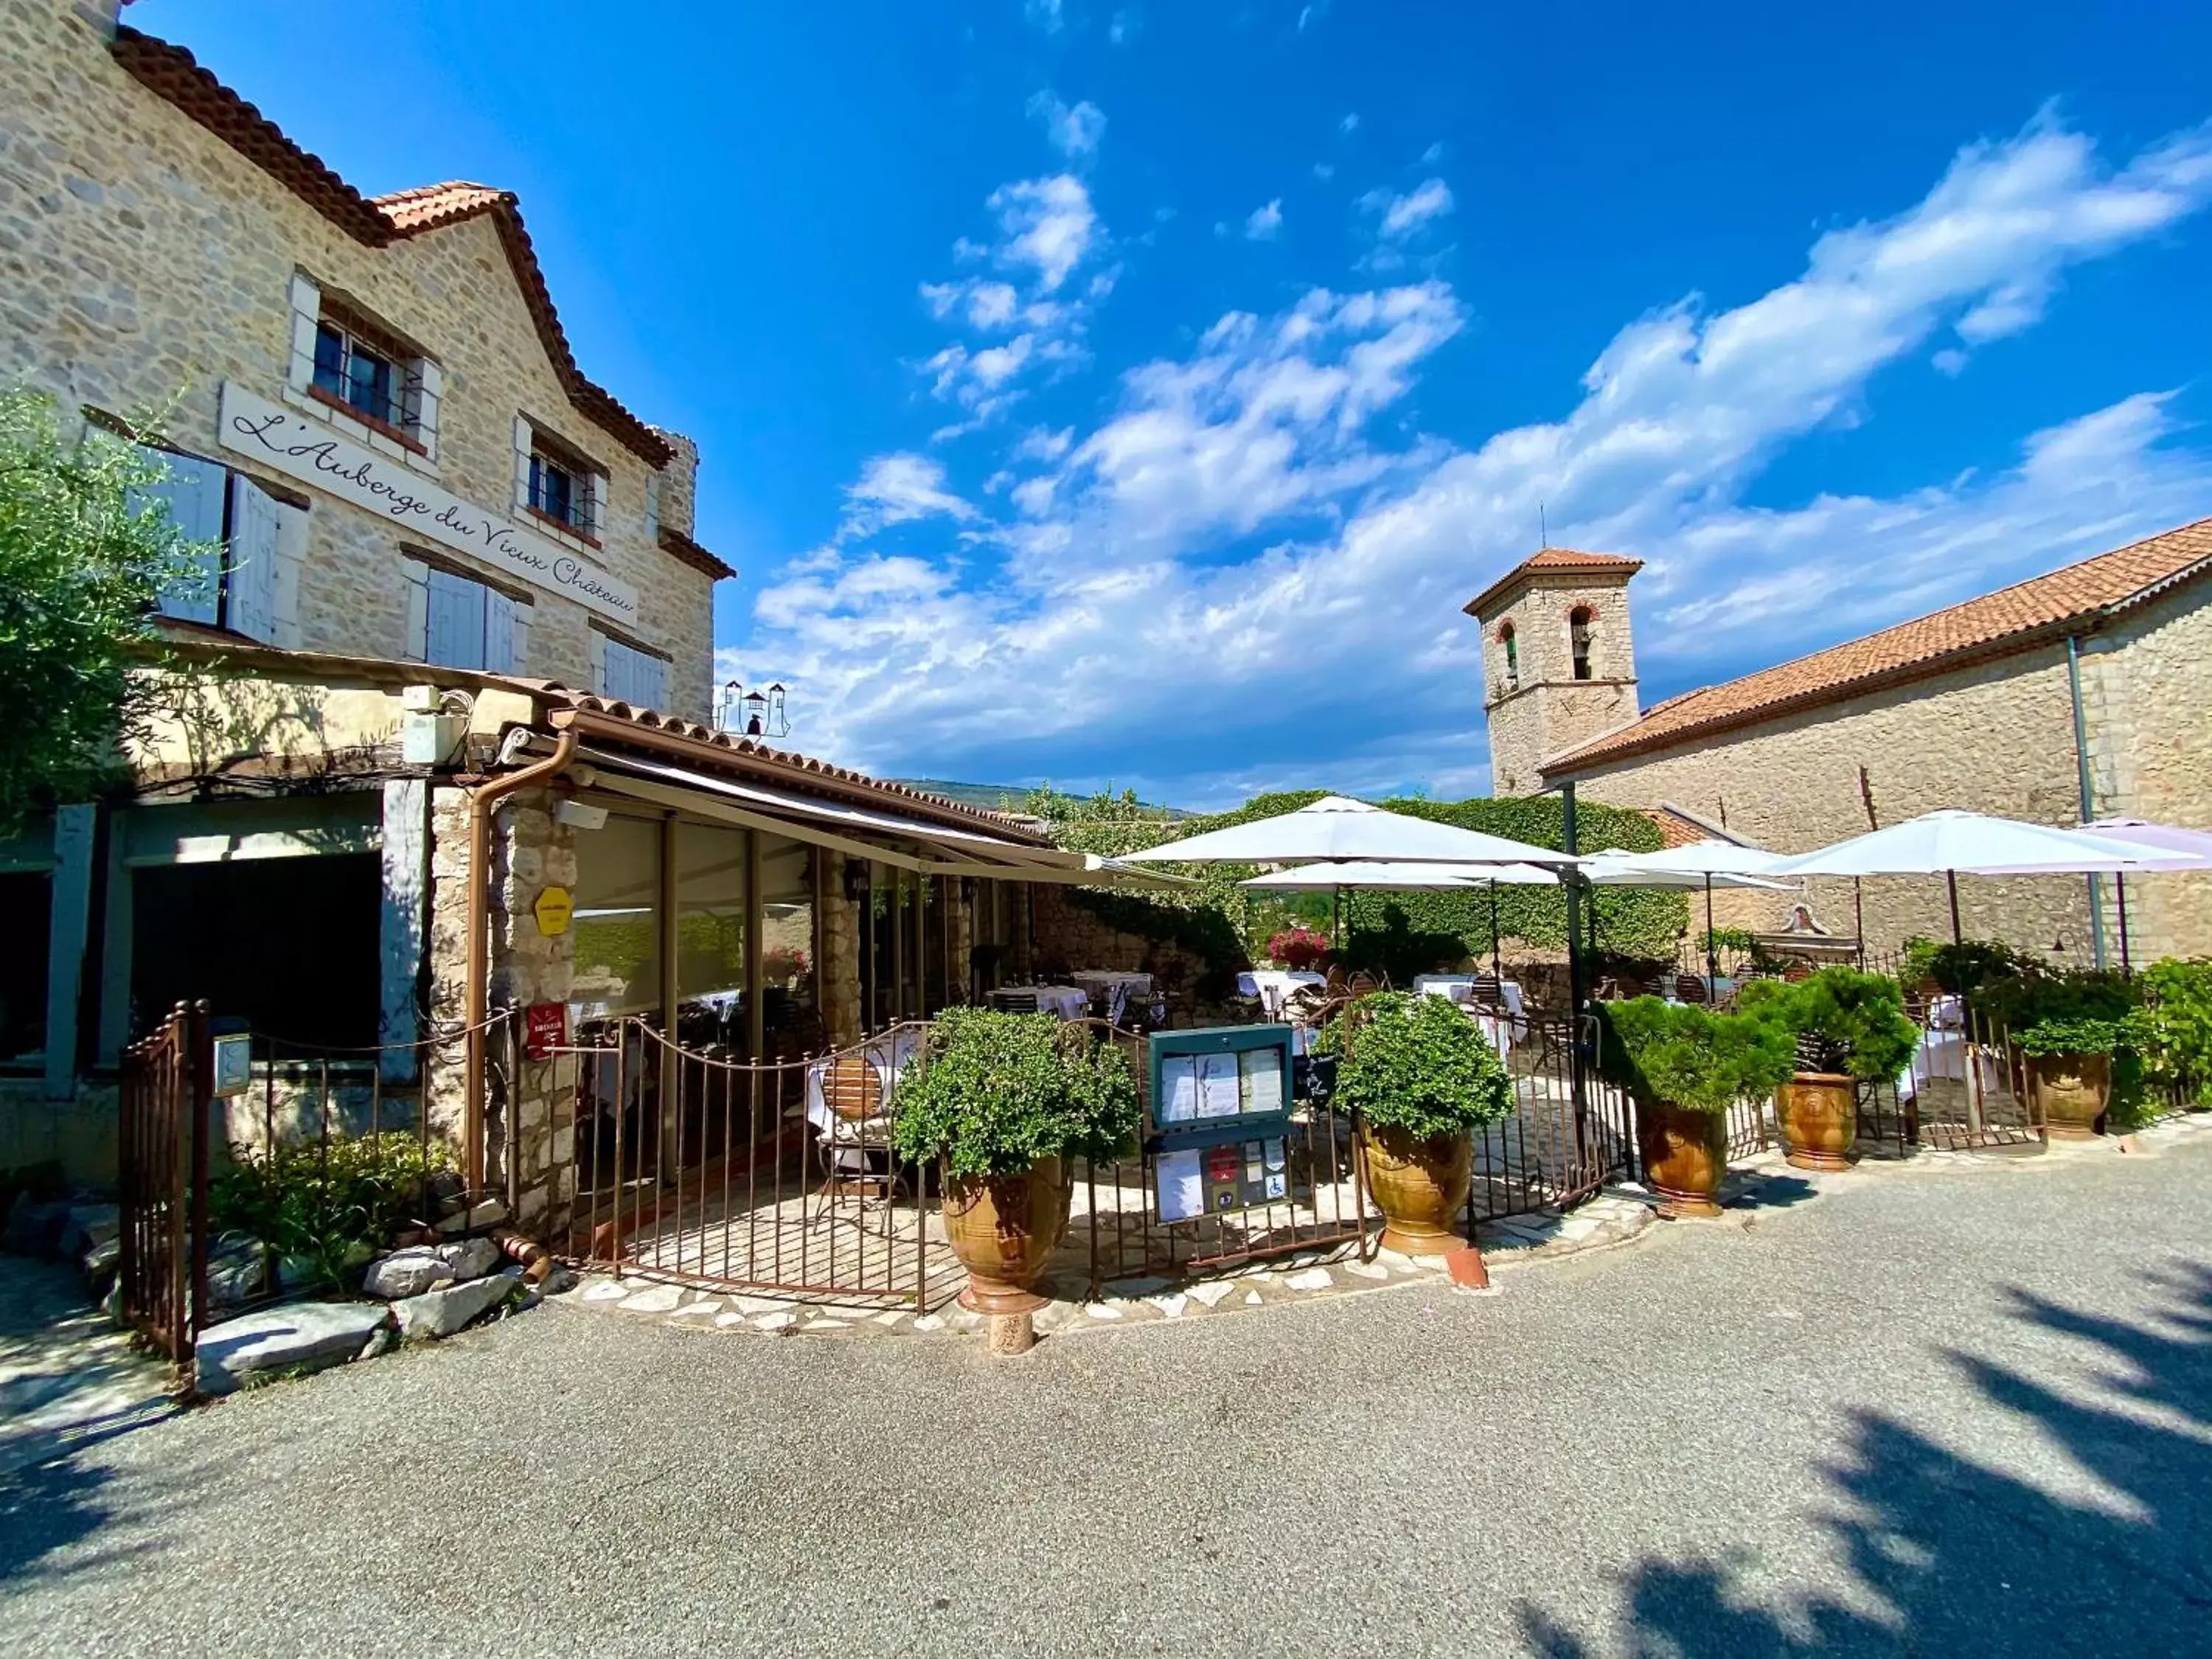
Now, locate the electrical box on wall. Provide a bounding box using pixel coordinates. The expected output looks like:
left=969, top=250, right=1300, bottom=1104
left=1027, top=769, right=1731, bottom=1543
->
left=401, top=711, right=468, bottom=767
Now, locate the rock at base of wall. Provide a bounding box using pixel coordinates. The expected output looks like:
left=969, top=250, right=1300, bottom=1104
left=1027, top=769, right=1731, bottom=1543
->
left=195, top=1301, right=394, bottom=1397
left=392, top=1270, right=515, bottom=1340
left=362, top=1235, right=502, bottom=1300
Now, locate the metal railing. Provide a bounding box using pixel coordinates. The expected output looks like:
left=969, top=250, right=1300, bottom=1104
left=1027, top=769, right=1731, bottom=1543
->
left=118, top=1001, right=209, bottom=1387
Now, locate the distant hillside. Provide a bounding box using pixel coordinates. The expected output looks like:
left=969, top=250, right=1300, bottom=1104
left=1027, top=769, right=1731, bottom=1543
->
left=891, top=779, right=1191, bottom=818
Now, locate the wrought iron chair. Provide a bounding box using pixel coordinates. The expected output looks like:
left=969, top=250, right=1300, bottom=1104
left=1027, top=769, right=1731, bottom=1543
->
left=813, top=1054, right=897, bottom=1220
left=1674, top=973, right=1711, bottom=1006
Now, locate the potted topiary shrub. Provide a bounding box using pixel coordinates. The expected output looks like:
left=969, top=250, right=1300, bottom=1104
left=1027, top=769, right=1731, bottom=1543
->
left=1737, top=969, right=1920, bottom=1170
left=891, top=1007, right=1141, bottom=1312
left=1974, top=969, right=2141, bottom=1139
left=1595, top=998, right=1795, bottom=1215
left=1315, top=991, right=1514, bottom=1255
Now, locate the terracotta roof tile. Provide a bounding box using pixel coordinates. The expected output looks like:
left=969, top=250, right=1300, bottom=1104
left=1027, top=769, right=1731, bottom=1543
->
left=1464, top=548, right=1645, bottom=619
left=112, top=32, right=670, bottom=469
left=1548, top=518, right=2212, bottom=774
left=656, top=526, right=735, bottom=581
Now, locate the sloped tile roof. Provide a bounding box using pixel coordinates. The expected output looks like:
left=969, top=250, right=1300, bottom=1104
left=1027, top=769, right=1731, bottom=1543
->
left=656, top=526, right=735, bottom=581
left=1643, top=807, right=1708, bottom=849
left=111, top=31, right=671, bottom=467
left=1547, top=518, right=2212, bottom=774
left=1464, top=548, right=1645, bottom=619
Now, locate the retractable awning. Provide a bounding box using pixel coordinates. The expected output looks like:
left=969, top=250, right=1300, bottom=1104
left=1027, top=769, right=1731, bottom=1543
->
left=566, top=746, right=1194, bottom=890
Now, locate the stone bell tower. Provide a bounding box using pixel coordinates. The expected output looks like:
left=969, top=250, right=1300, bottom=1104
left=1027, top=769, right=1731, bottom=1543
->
left=1464, top=548, right=1644, bottom=796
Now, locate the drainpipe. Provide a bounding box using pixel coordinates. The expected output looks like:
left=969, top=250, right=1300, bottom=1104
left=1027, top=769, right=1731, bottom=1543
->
left=464, top=724, right=579, bottom=1191
left=2065, top=633, right=2107, bottom=970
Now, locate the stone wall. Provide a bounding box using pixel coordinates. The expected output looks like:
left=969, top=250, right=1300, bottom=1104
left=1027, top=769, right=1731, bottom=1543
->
left=818, top=877, right=861, bottom=1047
left=1029, top=886, right=1242, bottom=1026
left=1559, top=634, right=2212, bottom=964
left=0, top=0, right=715, bottom=718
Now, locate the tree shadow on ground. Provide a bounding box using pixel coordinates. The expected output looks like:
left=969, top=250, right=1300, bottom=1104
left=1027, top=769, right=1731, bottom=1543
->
left=0, top=1413, right=181, bottom=1587
left=1519, top=1261, right=2212, bottom=1657
left=1717, top=1170, right=1820, bottom=1214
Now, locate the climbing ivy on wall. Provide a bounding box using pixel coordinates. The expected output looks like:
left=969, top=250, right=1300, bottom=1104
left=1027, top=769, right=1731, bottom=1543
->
left=1026, top=786, right=1688, bottom=975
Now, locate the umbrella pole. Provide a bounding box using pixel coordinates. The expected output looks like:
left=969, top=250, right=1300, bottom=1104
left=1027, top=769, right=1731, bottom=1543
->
left=1704, top=874, right=1718, bottom=990
left=1854, top=878, right=1865, bottom=970
left=2117, top=873, right=2132, bottom=972
left=1489, top=882, right=1502, bottom=984
left=1947, top=870, right=1963, bottom=945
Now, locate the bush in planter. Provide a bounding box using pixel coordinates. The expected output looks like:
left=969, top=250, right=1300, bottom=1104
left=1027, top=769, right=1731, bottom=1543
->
left=1897, top=936, right=2034, bottom=998
left=1593, top=998, right=1797, bottom=1115
left=890, top=1007, right=1141, bottom=1177
left=1736, top=967, right=1920, bottom=1080
left=1314, top=991, right=1514, bottom=1136
left=1315, top=992, right=1513, bottom=1252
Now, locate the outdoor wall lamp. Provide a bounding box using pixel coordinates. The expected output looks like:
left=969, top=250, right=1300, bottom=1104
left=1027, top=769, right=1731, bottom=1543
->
left=843, top=858, right=870, bottom=903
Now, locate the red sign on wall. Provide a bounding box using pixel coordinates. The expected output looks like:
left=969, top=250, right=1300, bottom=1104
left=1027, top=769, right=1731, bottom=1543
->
left=524, top=1001, right=568, bottom=1061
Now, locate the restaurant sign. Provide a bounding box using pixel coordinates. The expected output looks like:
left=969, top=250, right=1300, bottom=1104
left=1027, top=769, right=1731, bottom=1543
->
left=215, top=382, right=639, bottom=625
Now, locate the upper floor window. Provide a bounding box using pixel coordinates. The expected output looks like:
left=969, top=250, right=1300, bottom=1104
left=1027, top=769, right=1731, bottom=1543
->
left=1499, top=622, right=1519, bottom=691
left=595, top=631, right=669, bottom=712
left=400, top=554, right=529, bottom=673
left=288, top=275, right=440, bottom=459
left=124, top=439, right=300, bottom=647
left=1569, top=607, right=1595, bottom=681
left=518, top=418, right=605, bottom=546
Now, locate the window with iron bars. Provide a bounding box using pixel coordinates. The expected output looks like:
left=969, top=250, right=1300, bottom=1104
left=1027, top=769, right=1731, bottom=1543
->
left=308, top=303, right=435, bottom=450
left=527, top=432, right=603, bottom=542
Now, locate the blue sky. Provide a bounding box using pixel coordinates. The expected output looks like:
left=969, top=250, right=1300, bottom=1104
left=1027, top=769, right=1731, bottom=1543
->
left=159, top=0, right=2212, bottom=807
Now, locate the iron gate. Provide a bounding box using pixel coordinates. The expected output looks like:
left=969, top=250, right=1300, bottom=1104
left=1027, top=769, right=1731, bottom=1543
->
left=117, top=1001, right=210, bottom=1384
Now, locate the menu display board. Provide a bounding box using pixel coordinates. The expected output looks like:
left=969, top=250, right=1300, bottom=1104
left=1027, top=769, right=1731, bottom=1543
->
left=1147, top=1024, right=1297, bottom=1225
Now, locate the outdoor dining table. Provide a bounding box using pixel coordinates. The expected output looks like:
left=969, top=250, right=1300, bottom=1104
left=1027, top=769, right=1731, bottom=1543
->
left=1411, top=975, right=1526, bottom=1018
left=1236, top=969, right=1326, bottom=1017
left=1067, top=970, right=1154, bottom=1023
left=990, top=984, right=1093, bottom=1021
left=1896, top=995, right=2003, bottom=1102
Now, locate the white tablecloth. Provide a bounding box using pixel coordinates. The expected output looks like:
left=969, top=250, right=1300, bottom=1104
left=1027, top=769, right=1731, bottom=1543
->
left=1068, top=971, right=1154, bottom=1024
left=804, top=1028, right=920, bottom=1133
left=1412, top=976, right=1526, bottom=1018
left=1897, top=998, right=2001, bottom=1101
left=1236, top=970, right=1326, bottom=1016
left=990, top=984, right=1092, bottom=1021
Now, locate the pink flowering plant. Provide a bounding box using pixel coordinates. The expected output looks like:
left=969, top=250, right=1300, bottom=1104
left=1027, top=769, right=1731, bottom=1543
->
left=1267, top=926, right=1330, bottom=970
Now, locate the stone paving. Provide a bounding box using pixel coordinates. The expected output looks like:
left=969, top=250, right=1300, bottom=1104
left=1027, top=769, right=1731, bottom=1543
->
left=0, top=1259, right=176, bottom=1477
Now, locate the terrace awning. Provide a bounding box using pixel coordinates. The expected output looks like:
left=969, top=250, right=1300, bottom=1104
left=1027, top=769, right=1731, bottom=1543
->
left=568, top=746, right=1194, bottom=889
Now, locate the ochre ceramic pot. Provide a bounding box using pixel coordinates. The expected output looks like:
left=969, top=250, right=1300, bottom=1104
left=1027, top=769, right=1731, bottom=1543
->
left=1360, top=1123, right=1472, bottom=1256
left=2023, top=1051, right=2111, bottom=1140
left=1777, top=1073, right=1856, bottom=1171
left=942, top=1156, right=1073, bottom=1314
left=1636, top=1099, right=1726, bottom=1217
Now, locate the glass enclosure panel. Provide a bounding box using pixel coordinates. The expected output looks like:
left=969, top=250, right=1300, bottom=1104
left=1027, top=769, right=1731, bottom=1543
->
left=673, top=819, right=747, bottom=1051
left=757, top=835, right=815, bottom=1048
left=920, top=874, right=945, bottom=1014
left=570, top=813, right=663, bottom=1027
left=0, top=869, right=51, bottom=1062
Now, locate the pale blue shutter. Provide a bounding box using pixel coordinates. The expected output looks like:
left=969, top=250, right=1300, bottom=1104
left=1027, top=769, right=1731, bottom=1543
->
left=425, top=569, right=488, bottom=668
left=131, top=447, right=226, bottom=625
left=602, top=641, right=666, bottom=710
left=484, top=588, right=518, bottom=674
left=226, top=475, right=282, bottom=643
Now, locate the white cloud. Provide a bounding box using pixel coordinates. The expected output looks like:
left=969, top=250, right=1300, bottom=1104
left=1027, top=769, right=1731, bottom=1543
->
left=1363, top=176, right=1455, bottom=239
left=835, top=452, right=978, bottom=540
left=1245, top=198, right=1284, bottom=240
left=1297, top=1, right=1329, bottom=29
left=1029, top=92, right=1107, bottom=161
left=988, top=174, right=1098, bottom=293
left=1025, top=0, right=1064, bottom=32
left=921, top=279, right=1020, bottom=330
left=1109, top=8, right=1134, bottom=44
left=1340, top=113, right=1360, bottom=133
left=1016, top=426, right=1076, bottom=462
left=1421, top=141, right=1444, bottom=164
left=1312, top=162, right=1336, bottom=181
left=738, top=111, right=2212, bottom=793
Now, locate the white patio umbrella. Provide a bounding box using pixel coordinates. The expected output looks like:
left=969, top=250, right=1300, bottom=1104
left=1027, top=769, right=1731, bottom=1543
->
left=2072, top=819, right=2212, bottom=967
left=1240, top=860, right=1559, bottom=979
left=1581, top=841, right=1798, bottom=985
left=1765, top=810, right=2179, bottom=945
left=1119, top=795, right=1578, bottom=868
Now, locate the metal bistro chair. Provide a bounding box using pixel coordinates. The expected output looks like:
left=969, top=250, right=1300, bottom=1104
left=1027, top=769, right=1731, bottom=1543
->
left=991, top=988, right=1040, bottom=1014
left=814, top=1054, right=897, bottom=1220
left=1674, top=973, right=1711, bottom=1006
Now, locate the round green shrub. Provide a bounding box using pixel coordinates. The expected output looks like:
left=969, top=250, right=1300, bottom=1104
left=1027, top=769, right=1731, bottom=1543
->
left=2012, top=1017, right=2125, bottom=1057
left=1593, top=997, right=1796, bottom=1116
left=890, top=1007, right=1141, bottom=1178
left=1314, top=991, right=1514, bottom=1138
left=1735, top=967, right=1920, bottom=1080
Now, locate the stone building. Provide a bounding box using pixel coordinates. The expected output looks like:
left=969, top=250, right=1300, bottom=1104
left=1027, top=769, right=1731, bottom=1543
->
left=0, top=2, right=1152, bottom=1220
left=1466, top=520, right=2212, bottom=964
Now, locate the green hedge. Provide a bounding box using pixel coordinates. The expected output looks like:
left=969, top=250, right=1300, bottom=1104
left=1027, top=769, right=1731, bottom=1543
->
left=1031, top=786, right=1688, bottom=978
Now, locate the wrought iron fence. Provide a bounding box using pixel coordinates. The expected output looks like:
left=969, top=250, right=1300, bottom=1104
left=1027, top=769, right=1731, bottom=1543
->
left=118, top=1001, right=209, bottom=1385
left=1465, top=1011, right=1639, bottom=1224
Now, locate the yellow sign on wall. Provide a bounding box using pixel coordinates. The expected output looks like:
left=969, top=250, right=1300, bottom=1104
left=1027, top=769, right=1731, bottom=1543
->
left=533, top=885, right=574, bottom=936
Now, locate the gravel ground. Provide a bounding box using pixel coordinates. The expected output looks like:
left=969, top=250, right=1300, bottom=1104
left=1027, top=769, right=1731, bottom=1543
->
left=4, top=1127, right=2208, bottom=1658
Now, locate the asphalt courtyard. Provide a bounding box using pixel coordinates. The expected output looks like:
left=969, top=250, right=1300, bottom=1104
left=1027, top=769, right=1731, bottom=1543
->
left=4, top=1128, right=2208, bottom=1658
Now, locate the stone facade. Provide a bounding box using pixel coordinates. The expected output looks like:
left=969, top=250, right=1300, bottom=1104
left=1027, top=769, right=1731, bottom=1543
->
left=0, top=0, right=719, bottom=718
left=1474, top=570, right=1640, bottom=797
left=1547, top=582, right=2212, bottom=965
